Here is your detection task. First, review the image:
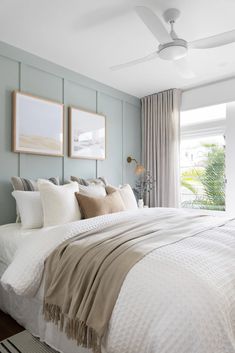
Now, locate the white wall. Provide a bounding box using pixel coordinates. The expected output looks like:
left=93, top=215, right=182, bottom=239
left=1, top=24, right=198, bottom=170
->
left=181, top=78, right=235, bottom=215
left=182, top=77, right=235, bottom=111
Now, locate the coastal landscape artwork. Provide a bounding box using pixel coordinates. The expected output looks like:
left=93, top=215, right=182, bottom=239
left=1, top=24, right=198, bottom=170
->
left=69, top=107, right=105, bottom=160
left=12, top=91, right=64, bottom=156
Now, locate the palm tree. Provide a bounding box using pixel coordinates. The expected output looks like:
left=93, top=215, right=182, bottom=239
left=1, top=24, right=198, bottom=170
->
left=199, top=145, right=225, bottom=210
left=181, top=144, right=225, bottom=211
left=181, top=168, right=203, bottom=194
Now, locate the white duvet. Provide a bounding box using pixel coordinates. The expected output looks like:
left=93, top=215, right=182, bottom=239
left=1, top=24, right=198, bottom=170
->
left=1, top=208, right=235, bottom=353
left=0, top=223, right=36, bottom=266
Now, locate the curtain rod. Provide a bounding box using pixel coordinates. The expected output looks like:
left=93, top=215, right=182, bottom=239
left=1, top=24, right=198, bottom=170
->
left=142, top=75, right=235, bottom=99
left=141, top=87, right=178, bottom=99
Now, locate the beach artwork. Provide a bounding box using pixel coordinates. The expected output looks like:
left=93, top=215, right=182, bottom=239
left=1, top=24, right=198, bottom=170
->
left=12, top=91, right=63, bottom=156
left=69, top=107, right=105, bottom=160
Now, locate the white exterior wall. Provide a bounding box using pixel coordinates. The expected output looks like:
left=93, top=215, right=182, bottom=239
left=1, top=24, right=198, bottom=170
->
left=182, top=77, right=235, bottom=111
left=181, top=78, right=235, bottom=215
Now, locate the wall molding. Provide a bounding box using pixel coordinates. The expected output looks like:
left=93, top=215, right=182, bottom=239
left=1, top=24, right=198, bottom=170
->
left=0, top=41, right=141, bottom=224
left=0, top=41, right=140, bottom=108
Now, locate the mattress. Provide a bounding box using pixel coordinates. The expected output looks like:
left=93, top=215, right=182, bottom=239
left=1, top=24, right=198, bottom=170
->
left=0, top=208, right=235, bottom=353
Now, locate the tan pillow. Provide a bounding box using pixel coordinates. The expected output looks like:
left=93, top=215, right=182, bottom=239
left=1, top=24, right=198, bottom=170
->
left=106, top=184, right=138, bottom=210
left=75, top=191, right=126, bottom=219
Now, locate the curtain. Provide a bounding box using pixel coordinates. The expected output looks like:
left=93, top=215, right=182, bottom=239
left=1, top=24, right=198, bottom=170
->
left=141, top=88, right=181, bottom=208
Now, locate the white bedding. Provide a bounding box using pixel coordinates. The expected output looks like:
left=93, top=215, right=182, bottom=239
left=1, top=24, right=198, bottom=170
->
left=1, top=208, right=235, bottom=353
left=0, top=223, right=36, bottom=266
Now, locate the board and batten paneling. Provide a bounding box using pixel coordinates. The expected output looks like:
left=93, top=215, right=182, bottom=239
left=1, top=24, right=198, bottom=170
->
left=0, top=57, right=19, bottom=224
left=19, top=64, right=64, bottom=180
left=63, top=80, right=97, bottom=181
left=97, top=93, right=123, bottom=186
left=123, top=102, right=141, bottom=186
left=0, top=41, right=140, bottom=225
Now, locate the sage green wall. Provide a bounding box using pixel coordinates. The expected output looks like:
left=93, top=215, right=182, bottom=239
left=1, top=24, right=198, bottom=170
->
left=0, top=41, right=141, bottom=225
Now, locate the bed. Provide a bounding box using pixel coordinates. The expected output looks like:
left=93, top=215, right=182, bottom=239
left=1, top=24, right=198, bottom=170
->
left=0, top=207, right=235, bottom=353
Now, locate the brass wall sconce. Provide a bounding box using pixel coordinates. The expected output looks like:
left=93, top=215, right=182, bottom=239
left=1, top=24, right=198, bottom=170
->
left=127, top=156, right=145, bottom=175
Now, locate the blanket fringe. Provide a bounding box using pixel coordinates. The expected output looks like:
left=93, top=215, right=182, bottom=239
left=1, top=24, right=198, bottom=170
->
left=43, top=302, right=101, bottom=353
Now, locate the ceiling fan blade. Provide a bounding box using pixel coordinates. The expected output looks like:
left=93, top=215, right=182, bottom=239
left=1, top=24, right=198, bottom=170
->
left=110, top=52, right=158, bottom=71
left=135, top=6, right=172, bottom=44
left=174, top=57, right=195, bottom=79
left=189, top=29, right=235, bottom=49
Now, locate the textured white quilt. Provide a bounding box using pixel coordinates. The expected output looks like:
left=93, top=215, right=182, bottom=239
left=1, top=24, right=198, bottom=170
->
left=1, top=208, right=235, bottom=353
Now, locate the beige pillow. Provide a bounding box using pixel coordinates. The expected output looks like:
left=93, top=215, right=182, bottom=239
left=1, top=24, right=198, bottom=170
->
left=38, top=181, right=81, bottom=227
left=75, top=191, right=126, bottom=219
left=106, top=184, right=138, bottom=210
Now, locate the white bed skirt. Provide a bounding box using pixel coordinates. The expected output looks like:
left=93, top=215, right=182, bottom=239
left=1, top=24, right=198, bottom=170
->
left=0, top=279, right=93, bottom=353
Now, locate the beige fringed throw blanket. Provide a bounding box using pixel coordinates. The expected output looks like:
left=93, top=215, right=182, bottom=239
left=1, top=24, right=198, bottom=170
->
left=43, top=212, right=223, bottom=353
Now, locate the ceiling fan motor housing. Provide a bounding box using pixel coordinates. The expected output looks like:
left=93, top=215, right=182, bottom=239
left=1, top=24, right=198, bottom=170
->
left=163, top=8, right=181, bottom=24
left=158, top=39, right=188, bottom=60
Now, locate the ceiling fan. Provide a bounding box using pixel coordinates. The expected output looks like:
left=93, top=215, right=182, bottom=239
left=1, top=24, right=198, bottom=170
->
left=110, top=6, right=235, bottom=78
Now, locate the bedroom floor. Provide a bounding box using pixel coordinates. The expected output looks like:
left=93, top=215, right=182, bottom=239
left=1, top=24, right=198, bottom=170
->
left=0, top=310, right=24, bottom=340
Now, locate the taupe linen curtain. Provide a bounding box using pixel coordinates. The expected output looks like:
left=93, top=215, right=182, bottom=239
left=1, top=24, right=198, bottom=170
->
left=141, top=88, right=181, bottom=208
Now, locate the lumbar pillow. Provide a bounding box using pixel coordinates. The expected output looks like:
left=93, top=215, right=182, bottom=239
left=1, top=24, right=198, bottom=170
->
left=106, top=184, right=138, bottom=210
left=75, top=191, right=126, bottom=219
left=12, top=191, right=43, bottom=229
left=38, top=181, right=81, bottom=227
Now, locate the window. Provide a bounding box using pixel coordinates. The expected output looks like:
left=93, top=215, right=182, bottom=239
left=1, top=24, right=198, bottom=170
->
left=180, top=104, right=226, bottom=211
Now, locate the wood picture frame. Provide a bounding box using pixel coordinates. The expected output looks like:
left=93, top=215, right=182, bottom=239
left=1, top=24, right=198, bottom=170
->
left=69, top=106, right=106, bottom=160
left=12, top=91, right=64, bottom=157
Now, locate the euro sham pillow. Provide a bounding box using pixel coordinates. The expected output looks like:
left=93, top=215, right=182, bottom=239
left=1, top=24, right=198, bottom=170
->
left=71, top=176, right=108, bottom=187
left=12, top=191, right=43, bottom=229
left=11, top=176, right=60, bottom=222
left=106, top=184, right=138, bottom=210
left=75, top=191, right=126, bottom=219
left=11, top=176, right=60, bottom=191
left=38, top=181, right=81, bottom=227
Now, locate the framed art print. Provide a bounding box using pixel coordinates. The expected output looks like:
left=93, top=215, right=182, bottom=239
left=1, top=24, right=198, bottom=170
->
left=69, top=107, right=106, bottom=160
left=12, top=91, right=64, bottom=156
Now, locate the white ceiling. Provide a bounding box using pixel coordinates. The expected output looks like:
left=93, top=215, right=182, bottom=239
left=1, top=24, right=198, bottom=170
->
left=0, top=0, right=235, bottom=98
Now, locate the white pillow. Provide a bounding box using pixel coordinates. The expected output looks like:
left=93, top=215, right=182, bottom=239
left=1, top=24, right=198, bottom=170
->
left=79, top=184, right=107, bottom=197
left=106, top=184, right=138, bottom=210
left=38, top=181, right=81, bottom=227
left=12, top=191, right=43, bottom=229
